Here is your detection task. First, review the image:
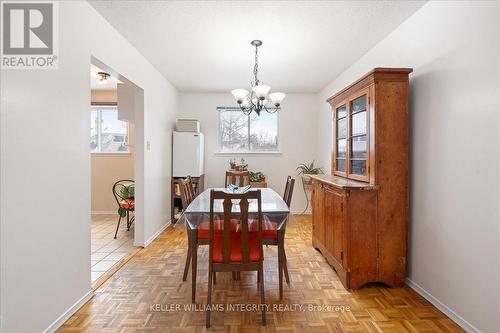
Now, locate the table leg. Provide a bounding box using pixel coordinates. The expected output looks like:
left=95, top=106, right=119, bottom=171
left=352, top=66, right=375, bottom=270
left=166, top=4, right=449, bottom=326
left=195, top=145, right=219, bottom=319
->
left=183, top=231, right=192, bottom=281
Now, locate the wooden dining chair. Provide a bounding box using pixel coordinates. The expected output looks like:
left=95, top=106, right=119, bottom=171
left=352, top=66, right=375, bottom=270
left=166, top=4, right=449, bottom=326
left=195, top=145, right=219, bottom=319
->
left=181, top=177, right=239, bottom=302
left=179, top=177, right=194, bottom=209
left=225, top=170, right=250, bottom=187
left=250, top=176, right=294, bottom=299
left=186, top=176, right=197, bottom=200
left=206, top=189, right=266, bottom=328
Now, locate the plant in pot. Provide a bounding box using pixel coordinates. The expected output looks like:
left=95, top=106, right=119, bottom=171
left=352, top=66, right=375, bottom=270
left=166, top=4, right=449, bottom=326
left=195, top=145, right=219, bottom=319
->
left=249, top=171, right=267, bottom=188
left=296, top=161, right=323, bottom=190
left=239, top=157, right=248, bottom=171
left=229, top=158, right=237, bottom=170
left=118, top=183, right=135, bottom=217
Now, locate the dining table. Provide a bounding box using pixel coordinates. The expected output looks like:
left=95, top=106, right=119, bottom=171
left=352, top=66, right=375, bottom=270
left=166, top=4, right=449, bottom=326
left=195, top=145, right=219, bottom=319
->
left=182, top=187, right=290, bottom=228
left=179, top=187, right=290, bottom=302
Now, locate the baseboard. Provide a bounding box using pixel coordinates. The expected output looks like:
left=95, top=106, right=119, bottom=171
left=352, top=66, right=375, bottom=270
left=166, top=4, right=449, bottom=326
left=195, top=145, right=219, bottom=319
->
left=405, top=278, right=481, bottom=333
left=42, top=290, right=94, bottom=333
left=134, top=220, right=171, bottom=247
left=91, top=211, right=117, bottom=215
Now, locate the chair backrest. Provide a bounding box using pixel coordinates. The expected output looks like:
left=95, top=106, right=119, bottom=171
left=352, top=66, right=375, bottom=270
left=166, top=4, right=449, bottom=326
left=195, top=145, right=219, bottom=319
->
left=209, top=190, right=263, bottom=264
left=225, top=170, right=250, bottom=187
left=283, top=176, right=295, bottom=208
left=179, top=177, right=194, bottom=208
left=112, top=179, right=135, bottom=207
left=186, top=176, right=197, bottom=199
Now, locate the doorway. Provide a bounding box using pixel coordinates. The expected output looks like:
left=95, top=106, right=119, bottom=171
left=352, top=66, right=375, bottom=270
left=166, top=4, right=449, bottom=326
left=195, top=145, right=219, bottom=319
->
left=89, top=61, right=139, bottom=287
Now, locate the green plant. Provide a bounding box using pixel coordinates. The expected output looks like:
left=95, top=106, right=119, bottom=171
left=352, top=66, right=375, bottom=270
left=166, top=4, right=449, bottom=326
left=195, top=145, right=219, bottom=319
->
left=120, top=184, right=135, bottom=199
left=229, top=158, right=237, bottom=169
left=249, top=171, right=266, bottom=182
left=118, top=184, right=135, bottom=217
left=239, top=158, right=248, bottom=170
left=296, top=161, right=323, bottom=175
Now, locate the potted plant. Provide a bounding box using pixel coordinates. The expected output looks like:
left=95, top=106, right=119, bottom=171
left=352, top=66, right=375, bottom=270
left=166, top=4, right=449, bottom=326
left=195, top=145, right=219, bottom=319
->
left=249, top=171, right=267, bottom=188
left=238, top=158, right=248, bottom=171
left=118, top=183, right=135, bottom=217
left=296, top=161, right=323, bottom=189
left=229, top=158, right=237, bottom=170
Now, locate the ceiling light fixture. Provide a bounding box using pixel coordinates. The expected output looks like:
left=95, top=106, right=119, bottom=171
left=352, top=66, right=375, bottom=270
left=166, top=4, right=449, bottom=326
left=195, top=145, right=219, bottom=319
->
left=231, top=40, right=285, bottom=116
left=97, top=71, right=110, bottom=84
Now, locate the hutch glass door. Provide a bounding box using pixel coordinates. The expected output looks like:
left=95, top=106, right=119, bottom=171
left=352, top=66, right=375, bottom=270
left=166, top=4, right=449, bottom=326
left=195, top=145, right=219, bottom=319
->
left=348, top=91, right=369, bottom=181
left=334, top=103, right=347, bottom=176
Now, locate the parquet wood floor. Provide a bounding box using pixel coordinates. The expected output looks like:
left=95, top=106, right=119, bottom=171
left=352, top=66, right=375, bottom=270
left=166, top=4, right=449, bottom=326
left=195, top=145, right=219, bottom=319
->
left=58, top=215, right=465, bottom=333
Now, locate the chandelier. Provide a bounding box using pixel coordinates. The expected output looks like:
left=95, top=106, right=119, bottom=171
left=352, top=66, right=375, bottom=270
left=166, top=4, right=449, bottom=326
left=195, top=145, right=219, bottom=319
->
left=231, top=40, right=286, bottom=116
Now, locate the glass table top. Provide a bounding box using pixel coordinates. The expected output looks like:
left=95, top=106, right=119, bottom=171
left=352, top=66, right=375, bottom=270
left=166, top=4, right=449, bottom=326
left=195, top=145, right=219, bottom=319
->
left=184, top=188, right=290, bottom=214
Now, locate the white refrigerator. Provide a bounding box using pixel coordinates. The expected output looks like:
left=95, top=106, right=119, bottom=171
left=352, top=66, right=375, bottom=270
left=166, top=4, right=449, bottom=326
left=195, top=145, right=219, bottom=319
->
left=172, top=131, right=205, bottom=177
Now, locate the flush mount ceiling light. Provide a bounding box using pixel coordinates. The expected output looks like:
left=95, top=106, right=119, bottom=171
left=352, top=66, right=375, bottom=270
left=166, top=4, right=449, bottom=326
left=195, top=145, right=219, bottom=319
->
left=231, top=40, right=285, bottom=116
left=97, top=71, right=110, bottom=84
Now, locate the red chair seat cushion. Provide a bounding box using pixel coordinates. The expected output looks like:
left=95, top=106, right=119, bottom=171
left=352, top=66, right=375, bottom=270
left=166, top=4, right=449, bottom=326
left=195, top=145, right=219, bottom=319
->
left=249, top=219, right=278, bottom=239
left=120, top=198, right=135, bottom=209
left=212, top=231, right=262, bottom=263
left=197, top=219, right=239, bottom=239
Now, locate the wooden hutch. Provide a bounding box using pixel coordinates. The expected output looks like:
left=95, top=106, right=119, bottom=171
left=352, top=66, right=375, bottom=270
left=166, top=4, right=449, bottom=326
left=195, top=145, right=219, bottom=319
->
left=311, top=68, right=412, bottom=289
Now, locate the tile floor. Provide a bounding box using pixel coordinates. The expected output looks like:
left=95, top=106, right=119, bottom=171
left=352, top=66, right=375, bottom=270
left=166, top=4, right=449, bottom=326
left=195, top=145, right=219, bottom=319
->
left=91, top=214, right=136, bottom=283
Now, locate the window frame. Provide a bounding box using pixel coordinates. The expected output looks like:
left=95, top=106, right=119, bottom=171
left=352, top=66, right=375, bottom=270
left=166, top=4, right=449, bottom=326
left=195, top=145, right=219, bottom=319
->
left=216, top=107, right=280, bottom=154
left=91, top=105, right=130, bottom=155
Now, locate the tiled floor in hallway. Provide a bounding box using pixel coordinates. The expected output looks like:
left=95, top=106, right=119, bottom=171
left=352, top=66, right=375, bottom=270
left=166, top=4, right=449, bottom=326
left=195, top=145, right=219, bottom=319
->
left=91, top=214, right=136, bottom=284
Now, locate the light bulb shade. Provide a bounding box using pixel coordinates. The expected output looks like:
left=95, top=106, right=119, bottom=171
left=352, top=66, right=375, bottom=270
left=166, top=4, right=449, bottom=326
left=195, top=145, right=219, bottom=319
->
left=241, top=98, right=250, bottom=107
left=252, top=85, right=271, bottom=99
left=231, top=89, right=249, bottom=102
left=269, top=92, right=285, bottom=106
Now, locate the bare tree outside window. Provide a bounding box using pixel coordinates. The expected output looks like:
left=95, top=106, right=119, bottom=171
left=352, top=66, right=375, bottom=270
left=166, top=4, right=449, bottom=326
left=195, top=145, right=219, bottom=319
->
left=218, top=107, right=278, bottom=152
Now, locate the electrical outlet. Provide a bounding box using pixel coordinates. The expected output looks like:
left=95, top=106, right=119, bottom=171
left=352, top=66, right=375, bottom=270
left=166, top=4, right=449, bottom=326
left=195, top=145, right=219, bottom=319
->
left=146, top=141, right=151, bottom=151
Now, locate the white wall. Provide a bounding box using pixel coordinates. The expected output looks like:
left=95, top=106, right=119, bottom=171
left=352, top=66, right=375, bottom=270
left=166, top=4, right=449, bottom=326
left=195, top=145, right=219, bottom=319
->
left=178, top=93, right=319, bottom=212
left=316, top=2, right=499, bottom=332
left=0, top=2, right=177, bottom=332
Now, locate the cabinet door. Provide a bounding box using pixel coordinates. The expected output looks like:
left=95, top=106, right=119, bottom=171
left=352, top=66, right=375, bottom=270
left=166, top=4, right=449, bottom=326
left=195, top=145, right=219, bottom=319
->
left=348, top=90, right=370, bottom=182
left=311, top=183, right=325, bottom=245
left=323, top=188, right=335, bottom=256
left=324, top=186, right=345, bottom=267
left=332, top=191, right=345, bottom=266
left=333, top=101, right=348, bottom=177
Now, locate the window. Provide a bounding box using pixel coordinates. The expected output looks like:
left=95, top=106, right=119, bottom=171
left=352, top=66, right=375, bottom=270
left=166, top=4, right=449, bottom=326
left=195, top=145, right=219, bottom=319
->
left=91, top=106, right=129, bottom=153
left=218, top=107, right=278, bottom=153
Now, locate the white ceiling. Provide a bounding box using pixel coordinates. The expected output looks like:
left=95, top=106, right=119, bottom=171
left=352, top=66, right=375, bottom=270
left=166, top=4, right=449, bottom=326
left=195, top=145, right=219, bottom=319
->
left=90, top=1, right=425, bottom=93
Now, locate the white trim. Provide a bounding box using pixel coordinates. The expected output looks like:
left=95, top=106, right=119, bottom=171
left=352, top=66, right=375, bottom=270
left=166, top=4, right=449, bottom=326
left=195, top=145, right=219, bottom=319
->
left=214, top=151, right=282, bottom=156
left=91, top=152, right=131, bottom=156
left=134, top=220, right=171, bottom=247
left=405, top=278, right=481, bottom=333
left=91, top=211, right=118, bottom=215
left=42, top=290, right=94, bottom=333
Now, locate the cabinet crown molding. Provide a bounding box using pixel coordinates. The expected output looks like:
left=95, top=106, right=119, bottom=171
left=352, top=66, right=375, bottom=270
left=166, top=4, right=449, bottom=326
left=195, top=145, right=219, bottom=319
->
left=327, top=68, right=413, bottom=106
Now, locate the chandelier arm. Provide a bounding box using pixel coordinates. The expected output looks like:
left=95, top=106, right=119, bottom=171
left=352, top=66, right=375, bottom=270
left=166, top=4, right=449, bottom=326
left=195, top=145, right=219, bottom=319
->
left=249, top=95, right=256, bottom=108
left=242, top=107, right=252, bottom=116
left=265, top=105, right=279, bottom=114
